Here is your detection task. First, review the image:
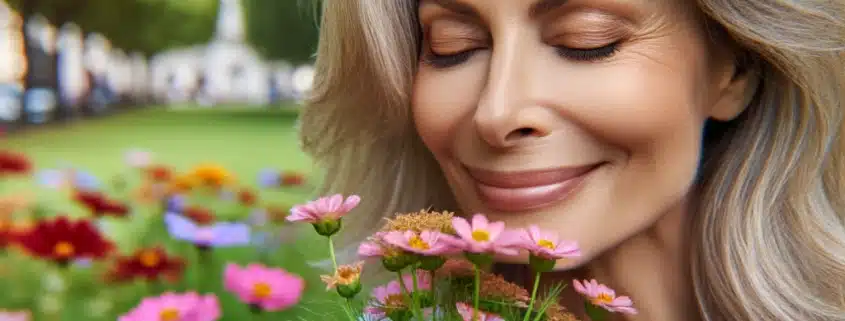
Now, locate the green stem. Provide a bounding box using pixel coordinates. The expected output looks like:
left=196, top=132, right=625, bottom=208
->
left=397, top=271, right=422, bottom=321
left=473, top=267, right=481, bottom=321
left=327, top=237, right=356, bottom=321
left=523, top=272, right=541, bottom=321
left=411, top=269, right=424, bottom=320
left=328, top=236, right=339, bottom=271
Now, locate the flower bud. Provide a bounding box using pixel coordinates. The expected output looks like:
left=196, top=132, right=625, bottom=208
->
left=336, top=279, right=362, bottom=299
left=528, top=254, right=556, bottom=273
left=419, top=256, right=446, bottom=272
left=464, top=252, right=493, bottom=268
left=312, top=218, right=342, bottom=237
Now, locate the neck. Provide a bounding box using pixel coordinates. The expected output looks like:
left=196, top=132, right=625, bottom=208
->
left=548, top=200, right=700, bottom=321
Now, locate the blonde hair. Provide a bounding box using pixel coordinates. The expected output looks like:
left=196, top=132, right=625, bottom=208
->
left=299, top=1, right=845, bottom=320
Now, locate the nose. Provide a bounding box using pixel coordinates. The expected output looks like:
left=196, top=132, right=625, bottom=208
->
left=473, top=35, right=550, bottom=149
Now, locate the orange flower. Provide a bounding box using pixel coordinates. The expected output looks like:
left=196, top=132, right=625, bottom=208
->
left=169, top=174, right=198, bottom=193
left=146, top=165, right=172, bottom=182
left=190, top=164, right=233, bottom=187
left=237, top=189, right=257, bottom=206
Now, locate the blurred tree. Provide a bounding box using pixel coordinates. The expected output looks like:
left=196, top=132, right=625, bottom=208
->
left=7, top=0, right=218, bottom=55
left=244, top=0, right=320, bottom=64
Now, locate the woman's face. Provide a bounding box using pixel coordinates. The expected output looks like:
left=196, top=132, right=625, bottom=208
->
left=412, top=0, right=750, bottom=267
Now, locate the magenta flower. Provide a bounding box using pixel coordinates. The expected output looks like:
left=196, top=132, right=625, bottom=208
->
left=224, top=263, right=305, bottom=312
left=382, top=230, right=460, bottom=256
left=518, top=225, right=581, bottom=260
left=450, top=214, right=519, bottom=255
left=456, top=302, right=504, bottom=321
left=286, top=194, right=361, bottom=223
left=118, top=292, right=220, bottom=321
left=573, top=279, right=638, bottom=315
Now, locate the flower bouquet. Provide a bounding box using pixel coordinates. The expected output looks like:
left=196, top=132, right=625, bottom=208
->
left=287, top=194, right=638, bottom=321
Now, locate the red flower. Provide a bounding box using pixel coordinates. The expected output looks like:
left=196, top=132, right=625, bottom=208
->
left=237, top=189, right=257, bottom=206
left=280, top=172, right=305, bottom=186
left=0, top=150, right=31, bottom=176
left=146, top=165, right=172, bottom=182
left=183, top=206, right=215, bottom=225
left=106, top=246, right=185, bottom=283
left=16, top=216, right=113, bottom=265
left=74, top=191, right=130, bottom=218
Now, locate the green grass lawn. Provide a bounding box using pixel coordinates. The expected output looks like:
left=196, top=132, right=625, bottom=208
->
left=1, top=106, right=348, bottom=321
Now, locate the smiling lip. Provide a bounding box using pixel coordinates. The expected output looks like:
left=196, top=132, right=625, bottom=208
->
left=466, top=164, right=600, bottom=212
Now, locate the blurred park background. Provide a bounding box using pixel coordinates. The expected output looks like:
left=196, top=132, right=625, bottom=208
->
left=1, top=1, right=346, bottom=320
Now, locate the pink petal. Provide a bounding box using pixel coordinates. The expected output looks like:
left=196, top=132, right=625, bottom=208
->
left=223, top=264, right=240, bottom=291
left=327, top=194, right=343, bottom=212
left=572, top=279, right=588, bottom=296
left=382, top=231, right=410, bottom=250
left=452, top=217, right=474, bottom=241
left=486, top=221, right=505, bottom=240
left=527, top=225, right=542, bottom=242
left=357, top=241, right=384, bottom=258
left=611, top=296, right=634, bottom=307
left=470, top=213, right=489, bottom=229
left=340, top=195, right=361, bottom=212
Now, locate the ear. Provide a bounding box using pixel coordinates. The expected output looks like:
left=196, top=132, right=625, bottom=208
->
left=708, top=52, right=760, bottom=121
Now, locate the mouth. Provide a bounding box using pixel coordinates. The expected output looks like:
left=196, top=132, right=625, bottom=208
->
left=465, top=162, right=603, bottom=212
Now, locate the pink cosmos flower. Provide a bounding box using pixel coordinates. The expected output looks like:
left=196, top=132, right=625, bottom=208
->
left=382, top=230, right=461, bottom=256
left=223, top=263, right=305, bottom=311
left=456, top=302, right=504, bottom=321
left=0, top=310, right=30, bottom=321
left=573, top=279, right=638, bottom=315
left=364, top=270, right=433, bottom=319
left=118, top=292, right=220, bottom=321
left=450, top=214, right=519, bottom=255
left=518, top=225, right=581, bottom=260
left=286, top=194, right=361, bottom=223
left=364, top=280, right=404, bottom=319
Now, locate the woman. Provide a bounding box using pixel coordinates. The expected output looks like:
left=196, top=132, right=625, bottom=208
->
left=299, top=1, right=845, bottom=320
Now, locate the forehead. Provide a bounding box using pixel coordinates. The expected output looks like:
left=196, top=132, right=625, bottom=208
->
left=417, top=0, right=691, bottom=22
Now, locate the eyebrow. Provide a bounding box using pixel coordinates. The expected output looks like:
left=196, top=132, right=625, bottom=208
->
left=421, top=0, right=570, bottom=19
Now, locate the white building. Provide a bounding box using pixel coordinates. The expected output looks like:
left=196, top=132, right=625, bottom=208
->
left=150, top=0, right=307, bottom=107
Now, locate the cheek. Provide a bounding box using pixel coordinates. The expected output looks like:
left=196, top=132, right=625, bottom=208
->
left=412, top=64, right=486, bottom=156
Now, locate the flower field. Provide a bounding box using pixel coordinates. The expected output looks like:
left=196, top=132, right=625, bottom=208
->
left=0, top=107, right=345, bottom=321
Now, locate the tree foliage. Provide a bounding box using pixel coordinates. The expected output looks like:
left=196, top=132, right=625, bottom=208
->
left=243, top=0, right=320, bottom=64
left=6, top=0, right=218, bottom=56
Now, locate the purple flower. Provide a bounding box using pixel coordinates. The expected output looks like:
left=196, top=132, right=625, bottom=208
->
left=257, top=169, right=280, bottom=188
left=164, top=213, right=251, bottom=248
left=72, top=170, right=100, bottom=190
left=166, top=195, right=187, bottom=213
left=36, top=169, right=66, bottom=189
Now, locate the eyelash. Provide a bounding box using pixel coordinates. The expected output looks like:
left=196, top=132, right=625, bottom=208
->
left=422, top=42, right=620, bottom=68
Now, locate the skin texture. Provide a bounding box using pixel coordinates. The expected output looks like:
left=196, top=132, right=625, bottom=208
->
left=411, top=0, right=756, bottom=320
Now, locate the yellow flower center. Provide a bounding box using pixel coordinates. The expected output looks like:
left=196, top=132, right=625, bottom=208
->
left=408, top=235, right=431, bottom=250
left=53, top=241, right=75, bottom=257
left=253, top=282, right=272, bottom=299
left=537, top=239, right=555, bottom=249
left=471, top=229, right=490, bottom=242
left=139, top=251, right=161, bottom=267
left=159, top=308, right=179, bottom=321
left=593, top=293, right=614, bottom=305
